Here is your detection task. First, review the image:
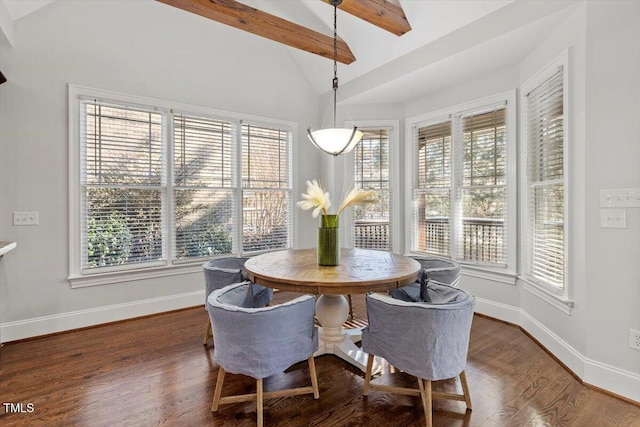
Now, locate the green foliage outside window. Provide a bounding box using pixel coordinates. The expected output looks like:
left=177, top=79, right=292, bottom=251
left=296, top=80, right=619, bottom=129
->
left=87, top=213, right=132, bottom=267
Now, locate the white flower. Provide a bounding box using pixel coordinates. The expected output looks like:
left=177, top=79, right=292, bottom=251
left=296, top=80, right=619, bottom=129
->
left=297, top=180, right=332, bottom=218
left=297, top=180, right=374, bottom=218
left=337, top=187, right=374, bottom=215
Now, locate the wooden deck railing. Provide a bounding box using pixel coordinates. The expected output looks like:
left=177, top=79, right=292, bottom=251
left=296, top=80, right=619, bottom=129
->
left=459, top=217, right=504, bottom=263
left=355, top=217, right=505, bottom=263
left=354, top=220, right=390, bottom=250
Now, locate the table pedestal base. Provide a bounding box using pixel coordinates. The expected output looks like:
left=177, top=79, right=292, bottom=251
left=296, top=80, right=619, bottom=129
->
left=313, top=294, right=382, bottom=373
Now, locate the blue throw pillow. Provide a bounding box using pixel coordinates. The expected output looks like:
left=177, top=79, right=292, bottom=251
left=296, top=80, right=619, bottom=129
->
left=419, top=269, right=431, bottom=303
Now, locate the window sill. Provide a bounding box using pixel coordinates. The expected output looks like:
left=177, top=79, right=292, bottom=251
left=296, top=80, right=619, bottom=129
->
left=520, top=277, right=574, bottom=315
left=68, top=262, right=204, bottom=288
left=460, top=264, right=517, bottom=285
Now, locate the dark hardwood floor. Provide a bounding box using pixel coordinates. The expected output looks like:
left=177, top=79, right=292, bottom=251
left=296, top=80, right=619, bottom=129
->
left=1, top=293, right=638, bottom=426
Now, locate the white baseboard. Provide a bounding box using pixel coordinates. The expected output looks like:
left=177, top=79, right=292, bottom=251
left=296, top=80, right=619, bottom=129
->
left=519, top=310, right=585, bottom=378
left=584, top=357, right=640, bottom=403
left=473, top=297, right=640, bottom=404
left=0, top=291, right=203, bottom=343
left=474, top=296, right=521, bottom=324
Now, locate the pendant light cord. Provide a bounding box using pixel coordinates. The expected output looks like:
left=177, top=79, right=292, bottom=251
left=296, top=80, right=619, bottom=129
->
left=332, top=2, right=338, bottom=128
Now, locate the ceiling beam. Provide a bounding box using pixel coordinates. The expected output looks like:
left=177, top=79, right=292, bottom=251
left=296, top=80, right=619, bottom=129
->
left=157, top=0, right=356, bottom=64
left=323, top=0, right=411, bottom=36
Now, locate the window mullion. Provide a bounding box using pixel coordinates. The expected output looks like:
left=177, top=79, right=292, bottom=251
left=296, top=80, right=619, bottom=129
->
left=97, top=103, right=102, bottom=185
left=451, top=113, right=463, bottom=261
left=236, top=119, right=243, bottom=255
left=493, top=111, right=498, bottom=186
left=165, top=109, right=174, bottom=265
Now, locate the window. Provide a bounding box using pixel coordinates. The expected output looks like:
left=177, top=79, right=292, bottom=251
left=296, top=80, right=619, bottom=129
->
left=414, top=120, right=452, bottom=257
left=82, top=101, right=166, bottom=272
left=69, top=86, right=293, bottom=283
left=173, top=113, right=235, bottom=261
left=407, top=92, right=516, bottom=273
left=241, top=123, right=291, bottom=252
left=521, top=59, right=567, bottom=292
left=344, top=121, right=399, bottom=252
left=459, top=109, right=507, bottom=264
left=351, top=128, right=391, bottom=250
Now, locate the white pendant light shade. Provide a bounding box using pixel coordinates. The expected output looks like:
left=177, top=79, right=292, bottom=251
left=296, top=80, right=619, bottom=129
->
left=307, top=127, right=363, bottom=156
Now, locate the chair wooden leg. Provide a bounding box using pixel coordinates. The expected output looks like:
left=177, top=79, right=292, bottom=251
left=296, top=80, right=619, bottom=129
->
left=211, top=367, right=225, bottom=412
left=347, top=294, right=354, bottom=320
left=308, top=356, right=320, bottom=399
left=363, top=353, right=374, bottom=396
left=459, top=370, right=472, bottom=410
left=417, top=378, right=426, bottom=420
left=417, top=376, right=425, bottom=402
left=419, top=378, right=432, bottom=427
left=256, top=378, right=264, bottom=427
left=203, top=318, right=213, bottom=346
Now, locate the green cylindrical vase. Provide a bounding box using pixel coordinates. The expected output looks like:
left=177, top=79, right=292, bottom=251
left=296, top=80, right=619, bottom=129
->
left=318, top=214, right=339, bottom=266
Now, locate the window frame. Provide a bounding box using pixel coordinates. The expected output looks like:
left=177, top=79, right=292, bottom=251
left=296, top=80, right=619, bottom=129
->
left=405, top=91, right=517, bottom=280
left=519, top=51, right=572, bottom=309
left=343, top=120, right=400, bottom=253
left=68, top=85, right=296, bottom=287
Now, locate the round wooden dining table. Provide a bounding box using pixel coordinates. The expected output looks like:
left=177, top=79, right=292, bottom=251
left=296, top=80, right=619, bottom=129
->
left=245, top=248, right=421, bottom=372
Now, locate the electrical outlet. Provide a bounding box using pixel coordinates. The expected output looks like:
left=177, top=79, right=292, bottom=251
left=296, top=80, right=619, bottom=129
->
left=630, top=329, right=640, bottom=351
left=13, top=211, right=39, bottom=226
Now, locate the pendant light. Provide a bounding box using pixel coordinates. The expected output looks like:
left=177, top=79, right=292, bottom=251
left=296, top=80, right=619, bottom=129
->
left=307, top=0, right=363, bottom=156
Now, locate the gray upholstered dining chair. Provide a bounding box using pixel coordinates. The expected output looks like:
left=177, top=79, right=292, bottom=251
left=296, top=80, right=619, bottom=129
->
left=362, top=283, right=475, bottom=427
left=208, top=282, right=320, bottom=427
left=202, top=257, right=273, bottom=345
left=389, top=256, right=461, bottom=302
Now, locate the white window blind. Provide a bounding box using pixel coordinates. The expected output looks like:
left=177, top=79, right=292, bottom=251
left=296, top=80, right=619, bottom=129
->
left=409, top=96, right=513, bottom=270
left=352, top=128, right=391, bottom=250
left=80, top=99, right=166, bottom=272
left=413, top=120, right=452, bottom=257
left=173, top=113, right=236, bottom=260
left=457, top=108, right=507, bottom=265
left=73, top=87, right=294, bottom=280
left=241, top=123, right=291, bottom=253
left=525, top=67, right=565, bottom=289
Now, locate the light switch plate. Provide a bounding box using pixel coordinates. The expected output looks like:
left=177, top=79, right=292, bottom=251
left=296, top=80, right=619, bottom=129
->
left=13, top=211, right=39, bottom=226
left=600, top=188, right=640, bottom=208
left=600, top=209, right=626, bottom=228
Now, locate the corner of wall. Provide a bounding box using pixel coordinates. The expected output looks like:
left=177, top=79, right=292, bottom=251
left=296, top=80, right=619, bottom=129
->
left=475, top=298, right=640, bottom=403
left=0, top=0, right=14, bottom=47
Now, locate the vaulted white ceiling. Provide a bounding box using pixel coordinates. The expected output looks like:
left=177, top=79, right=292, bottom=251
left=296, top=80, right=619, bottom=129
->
left=1, top=0, right=579, bottom=104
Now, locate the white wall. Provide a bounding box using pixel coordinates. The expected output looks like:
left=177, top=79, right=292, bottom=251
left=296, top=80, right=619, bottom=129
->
left=518, top=0, right=589, bottom=367
left=584, top=0, right=640, bottom=385
left=0, top=0, right=13, bottom=47
left=0, top=0, right=320, bottom=338
left=402, top=2, right=639, bottom=401
left=518, top=2, right=640, bottom=402
left=417, top=1, right=638, bottom=400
